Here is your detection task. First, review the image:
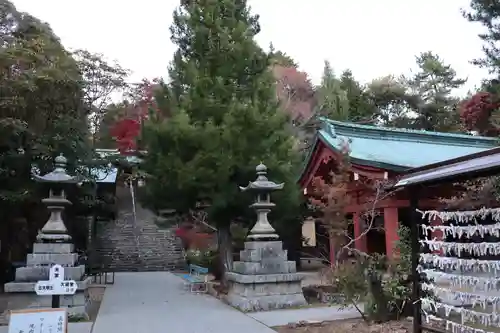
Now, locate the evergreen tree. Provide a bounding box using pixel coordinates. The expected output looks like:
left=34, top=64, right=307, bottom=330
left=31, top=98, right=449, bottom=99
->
left=268, top=42, right=297, bottom=68
left=407, top=51, right=466, bottom=131
left=366, top=75, right=415, bottom=128
left=142, top=0, right=304, bottom=271
left=0, top=0, right=95, bottom=256
left=464, top=1, right=500, bottom=75
left=316, top=60, right=350, bottom=120
left=339, top=69, right=377, bottom=122
left=0, top=0, right=90, bottom=176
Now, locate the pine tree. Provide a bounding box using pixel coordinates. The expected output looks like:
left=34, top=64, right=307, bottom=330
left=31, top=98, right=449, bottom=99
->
left=366, top=76, right=415, bottom=128
left=464, top=1, right=500, bottom=75
left=407, top=51, right=465, bottom=132
left=142, top=0, right=304, bottom=271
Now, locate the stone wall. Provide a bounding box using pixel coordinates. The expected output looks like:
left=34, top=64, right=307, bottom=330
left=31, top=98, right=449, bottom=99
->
left=94, top=185, right=185, bottom=272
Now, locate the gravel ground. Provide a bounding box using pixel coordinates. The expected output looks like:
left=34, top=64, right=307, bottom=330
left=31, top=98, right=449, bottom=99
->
left=273, top=318, right=447, bottom=333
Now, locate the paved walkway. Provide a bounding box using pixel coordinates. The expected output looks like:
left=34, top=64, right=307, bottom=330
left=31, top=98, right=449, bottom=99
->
left=91, top=272, right=274, bottom=333
left=248, top=305, right=362, bottom=327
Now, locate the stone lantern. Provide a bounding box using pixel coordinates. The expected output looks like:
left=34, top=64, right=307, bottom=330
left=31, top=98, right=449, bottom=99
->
left=5, top=153, right=90, bottom=318
left=226, top=162, right=307, bottom=311
left=239, top=163, right=284, bottom=240
left=33, top=154, right=77, bottom=243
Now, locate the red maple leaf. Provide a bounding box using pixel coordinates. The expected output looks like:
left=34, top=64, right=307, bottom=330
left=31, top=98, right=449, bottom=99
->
left=110, top=118, right=140, bottom=153
left=459, top=92, right=500, bottom=136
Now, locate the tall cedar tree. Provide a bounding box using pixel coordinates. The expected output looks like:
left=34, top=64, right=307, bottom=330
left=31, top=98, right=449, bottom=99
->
left=316, top=61, right=350, bottom=121
left=141, top=0, right=304, bottom=271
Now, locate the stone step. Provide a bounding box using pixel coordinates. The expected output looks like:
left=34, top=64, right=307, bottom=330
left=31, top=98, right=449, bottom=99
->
left=15, top=265, right=86, bottom=282
left=93, top=189, right=185, bottom=272
left=233, top=260, right=297, bottom=275
left=33, top=243, right=74, bottom=254
left=5, top=277, right=91, bottom=293
left=27, top=253, right=79, bottom=267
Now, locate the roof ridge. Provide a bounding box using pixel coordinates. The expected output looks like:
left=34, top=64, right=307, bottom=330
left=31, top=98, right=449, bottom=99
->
left=321, top=118, right=498, bottom=147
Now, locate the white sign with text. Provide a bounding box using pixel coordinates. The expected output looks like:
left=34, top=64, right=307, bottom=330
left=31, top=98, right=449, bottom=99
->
left=35, top=264, right=77, bottom=296
left=8, top=308, right=68, bottom=333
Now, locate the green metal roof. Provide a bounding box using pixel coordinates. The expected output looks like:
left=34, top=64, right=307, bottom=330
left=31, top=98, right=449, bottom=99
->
left=306, top=119, right=499, bottom=173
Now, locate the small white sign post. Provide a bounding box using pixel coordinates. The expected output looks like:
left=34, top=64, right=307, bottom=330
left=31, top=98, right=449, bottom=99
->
left=35, top=264, right=77, bottom=308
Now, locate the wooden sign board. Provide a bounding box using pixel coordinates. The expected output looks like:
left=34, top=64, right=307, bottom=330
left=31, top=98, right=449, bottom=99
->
left=8, top=308, right=68, bottom=333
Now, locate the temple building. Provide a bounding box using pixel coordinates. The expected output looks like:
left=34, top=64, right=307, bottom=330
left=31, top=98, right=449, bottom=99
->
left=298, top=118, right=498, bottom=264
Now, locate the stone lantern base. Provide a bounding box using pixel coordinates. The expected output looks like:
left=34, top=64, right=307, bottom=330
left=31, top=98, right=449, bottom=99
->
left=225, top=240, right=307, bottom=312
left=4, top=242, right=91, bottom=318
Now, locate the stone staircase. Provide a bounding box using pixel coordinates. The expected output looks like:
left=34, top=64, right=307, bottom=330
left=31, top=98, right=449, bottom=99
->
left=94, top=184, right=185, bottom=272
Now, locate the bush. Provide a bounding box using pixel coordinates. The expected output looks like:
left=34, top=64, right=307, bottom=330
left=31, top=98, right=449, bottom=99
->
left=330, top=225, right=420, bottom=323
left=186, top=249, right=216, bottom=267
left=186, top=249, right=223, bottom=280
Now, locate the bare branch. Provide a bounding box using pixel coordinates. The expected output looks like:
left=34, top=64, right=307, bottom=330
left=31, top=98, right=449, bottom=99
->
left=189, top=209, right=217, bottom=232
left=341, top=180, right=394, bottom=251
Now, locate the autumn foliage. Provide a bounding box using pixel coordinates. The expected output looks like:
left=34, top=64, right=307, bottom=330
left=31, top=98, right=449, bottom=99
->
left=110, top=118, right=140, bottom=153
left=273, top=65, right=315, bottom=122
left=174, top=225, right=213, bottom=250
left=109, top=79, right=158, bottom=153
left=459, top=91, right=500, bottom=136
left=308, top=141, right=351, bottom=245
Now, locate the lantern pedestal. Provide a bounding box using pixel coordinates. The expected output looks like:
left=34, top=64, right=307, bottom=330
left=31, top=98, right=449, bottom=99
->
left=225, top=241, right=307, bottom=311
left=4, top=242, right=91, bottom=318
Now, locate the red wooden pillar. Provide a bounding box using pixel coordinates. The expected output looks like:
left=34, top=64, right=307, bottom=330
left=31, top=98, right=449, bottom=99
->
left=329, top=232, right=335, bottom=266
left=353, top=212, right=367, bottom=252
left=384, top=207, right=399, bottom=258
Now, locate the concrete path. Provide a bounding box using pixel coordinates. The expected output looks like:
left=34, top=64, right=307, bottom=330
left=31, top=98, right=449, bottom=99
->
left=91, top=272, right=275, bottom=333
left=249, top=305, right=363, bottom=327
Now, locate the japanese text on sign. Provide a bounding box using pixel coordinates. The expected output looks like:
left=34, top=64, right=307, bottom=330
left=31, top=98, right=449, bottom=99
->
left=8, top=308, right=67, bottom=333
left=35, top=264, right=77, bottom=296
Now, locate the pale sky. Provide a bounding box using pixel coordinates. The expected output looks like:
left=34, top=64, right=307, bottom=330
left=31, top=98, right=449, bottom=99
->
left=11, top=0, right=491, bottom=95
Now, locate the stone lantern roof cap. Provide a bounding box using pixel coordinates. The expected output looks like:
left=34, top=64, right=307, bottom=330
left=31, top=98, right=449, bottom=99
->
left=239, top=163, right=284, bottom=192
left=33, top=153, right=77, bottom=183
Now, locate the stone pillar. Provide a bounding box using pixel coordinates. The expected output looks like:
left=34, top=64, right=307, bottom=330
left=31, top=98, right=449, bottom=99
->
left=353, top=212, right=367, bottom=252
left=384, top=207, right=399, bottom=259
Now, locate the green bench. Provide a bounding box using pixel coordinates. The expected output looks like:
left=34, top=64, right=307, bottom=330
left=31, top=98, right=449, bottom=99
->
left=180, top=264, right=209, bottom=293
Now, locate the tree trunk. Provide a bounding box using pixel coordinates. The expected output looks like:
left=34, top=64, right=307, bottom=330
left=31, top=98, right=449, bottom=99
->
left=367, top=271, right=390, bottom=322
left=217, top=224, right=233, bottom=287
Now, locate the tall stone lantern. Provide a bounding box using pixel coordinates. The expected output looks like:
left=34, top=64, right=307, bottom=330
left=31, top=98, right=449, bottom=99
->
left=239, top=163, right=284, bottom=240
left=5, top=153, right=90, bottom=318
left=226, top=163, right=307, bottom=311
left=33, top=154, right=77, bottom=243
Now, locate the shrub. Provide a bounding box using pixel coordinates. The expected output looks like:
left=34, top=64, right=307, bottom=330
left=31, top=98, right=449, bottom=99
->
left=330, top=225, right=422, bottom=323
left=185, top=249, right=216, bottom=267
